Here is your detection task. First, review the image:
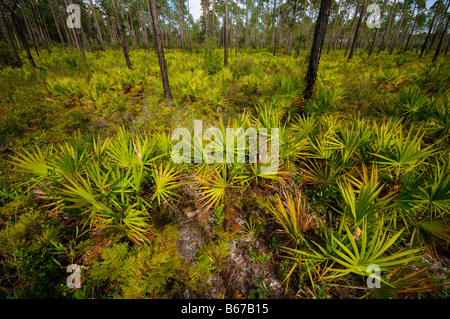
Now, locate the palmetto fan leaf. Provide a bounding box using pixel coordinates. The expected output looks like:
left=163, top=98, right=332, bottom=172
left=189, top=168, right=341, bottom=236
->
left=266, top=191, right=317, bottom=244
left=373, top=128, right=436, bottom=177
left=415, top=161, right=450, bottom=218
left=150, top=162, right=183, bottom=208
left=195, top=164, right=234, bottom=209
left=337, top=165, right=394, bottom=225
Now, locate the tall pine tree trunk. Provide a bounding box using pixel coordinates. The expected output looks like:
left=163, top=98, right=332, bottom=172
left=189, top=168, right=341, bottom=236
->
left=111, top=0, right=133, bottom=69
left=377, top=0, right=398, bottom=54
left=178, top=0, right=186, bottom=51
left=296, top=0, right=308, bottom=58
left=433, top=12, right=449, bottom=61
left=224, top=0, right=229, bottom=66
left=304, top=0, right=332, bottom=101
left=419, top=0, right=442, bottom=57
left=345, top=0, right=361, bottom=56
left=389, top=0, right=409, bottom=54
left=0, top=4, right=22, bottom=66
left=6, top=0, right=35, bottom=67
left=90, top=0, right=105, bottom=51
left=327, top=0, right=341, bottom=54
left=348, top=0, right=367, bottom=60
left=149, top=0, right=172, bottom=100
left=288, top=0, right=300, bottom=56
left=48, top=0, right=66, bottom=52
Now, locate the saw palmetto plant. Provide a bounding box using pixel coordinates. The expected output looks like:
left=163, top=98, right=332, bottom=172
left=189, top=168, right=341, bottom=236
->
left=283, top=218, right=422, bottom=287
left=266, top=190, right=318, bottom=244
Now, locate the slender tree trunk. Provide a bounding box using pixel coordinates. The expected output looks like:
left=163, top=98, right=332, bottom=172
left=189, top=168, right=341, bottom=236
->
left=31, top=0, right=51, bottom=55
left=433, top=12, right=450, bottom=61
left=419, top=0, right=442, bottom=57
left=65, top=0, right=84, bottom=59
left=378, top=0, right=398, bottom=54
left=304, top=0, right=332, bottom=101
left=271, top=0, right=276, bottom=49
left=235, top=0, right=239, bottom=57
left=400, top=1, right=416, bottom=48
left=146, top=0, right=158, bottom=53
left=288, top=0, right=300, bottom=56
left=0, top=4, right=22, bottom=66
left=111, top=0, right=133, bottom=69
left=188, top=0, right=193, bottom=53
left=296, top=0, right=308, bottom=58
left=273, top=0, right=282, bottom=56
left=348, top=0, right=367, bottom=60
left=203, top=0, right=211, bottom=38
left=178, top=0, right=186, bottom=51
left=245, top=0, right=249, bottom=52
left=90, top=0, right=105, bottom=51
left=428, top=0, right=449, bottom=53
left=404, top=8, right=420, bottom=51
left=327, top=0, right=341, bottom=54
left=18, top=0, right=39, bottom=56
left=149, top=0, right=172, bottom=100
left=48, top=0, right=66, bottom=52
left=6, top=0, right=35, bottom=67
left=345, top=0, right=361, bottom=56
left=389, top=0, right=409, bottom=54
left=224, top=0, right=229, bottom=66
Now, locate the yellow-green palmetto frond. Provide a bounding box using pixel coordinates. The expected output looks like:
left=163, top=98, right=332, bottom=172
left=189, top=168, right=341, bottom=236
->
left=266, top=191, right=317, bottom=244
left=150, top=162, right=183, bottom=208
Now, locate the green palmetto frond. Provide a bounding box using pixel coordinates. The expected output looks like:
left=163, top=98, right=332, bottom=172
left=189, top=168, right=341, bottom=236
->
left=373, top=129, right=436, bottom=177
left=195, top=164, right=234, bottom=209
left=287, top=219, right=421, bottom=285
left=325, top=220, right=421, bottom=283
left=301, top=159, right=343, bottom=189
left=266, top=191, right=317, bottom=244
left=10, top=146, right=52, bottom=178
left=107, top=126, right=136, bottom=168
left=364, top=266, right=444, bottom=299
left=415, top=161, right=450, bottom=219
left=337, top=165, right=394, bottom=225
left=9, top=146, right=53, bottom=190
left=52, top=139, right=87, bottom=177
left=150, top=162, right=183, bottom=208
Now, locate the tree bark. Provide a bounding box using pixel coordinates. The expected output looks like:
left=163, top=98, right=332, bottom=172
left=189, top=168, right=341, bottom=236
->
left=48, top=0, right=66, bottom=52
left=245, top=0, right=249, bottom=52
left=400, top=1, right=416, bottom=48
left=288, top=0, right=300, bottom=56
left=224, top=0, right=229, bottom=66
left=273, top=0, right=282, bottom=56
left=90, top=0, right=105, bottom=51
left=178, top=0, right=186, bottom=51
left=348, top=0, right=367, bottom=60
left=111, top=0, right=133, bottom=69
left=378, top=0, right=398, bottom=54
left=149, top=0, right=172, bottom=100
left=271, top=0, right=276, bottom=49
left=389, top=0, right=409, bottom=54
left=404, top=7, right=420, bottom=51
left=327, top=0, right=341, bottom=54
left=31, top=0, right=51, bottom=55
left=419, top=0, right=442, bottom=57
left=345, top=0, right=361, bottom=56
left=304, top=0, right=332, bottom=101
left=0, top=4, right=22, bottom=66
left=296, top=0, right=308, bottom=58
left=6, top=0, right=35, bottom=67
left=433, top=11, right=449, bottom=61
